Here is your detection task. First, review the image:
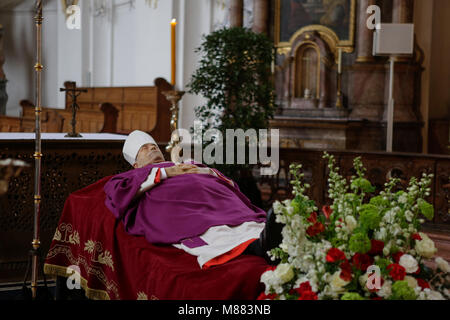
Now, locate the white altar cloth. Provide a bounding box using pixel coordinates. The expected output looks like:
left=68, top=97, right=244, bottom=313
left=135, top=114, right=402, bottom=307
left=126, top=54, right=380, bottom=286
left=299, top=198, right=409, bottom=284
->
left=0, top=133, right=127, bottom=141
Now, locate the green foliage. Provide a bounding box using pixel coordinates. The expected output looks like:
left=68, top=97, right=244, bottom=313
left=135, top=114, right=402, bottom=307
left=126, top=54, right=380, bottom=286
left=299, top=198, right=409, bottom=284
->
left=358, top=204, right=382, bottom=230
left=390, top=281, right=417, bottom=300
left=417, top=198, right=434, bottom=221
left=349, top=232, right=371, bottom=254
left=341, top=292, right=365, bottom=300
left=187, top=27, right=276, bottom=178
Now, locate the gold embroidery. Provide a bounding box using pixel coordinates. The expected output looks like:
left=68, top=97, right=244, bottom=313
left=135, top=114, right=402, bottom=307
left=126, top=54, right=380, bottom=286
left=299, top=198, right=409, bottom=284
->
left=54, top=223, right=80, bottom=245
left=137, top=292, right=148, bottom=300
left=53, top=228, right=62, bottom=242
left=68, top=230, right=80, bottom=245
left=84, top=240, right=115, bottom=271
left=45, top=244, right=120, bottom=299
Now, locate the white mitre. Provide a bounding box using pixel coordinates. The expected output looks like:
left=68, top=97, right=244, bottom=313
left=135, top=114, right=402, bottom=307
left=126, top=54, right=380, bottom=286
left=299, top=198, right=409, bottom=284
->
left=123, top=130, right=157, bottom=166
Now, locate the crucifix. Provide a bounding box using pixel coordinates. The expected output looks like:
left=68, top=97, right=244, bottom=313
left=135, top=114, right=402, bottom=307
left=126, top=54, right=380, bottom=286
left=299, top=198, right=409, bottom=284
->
left=60, top=84, right=87, bottom=137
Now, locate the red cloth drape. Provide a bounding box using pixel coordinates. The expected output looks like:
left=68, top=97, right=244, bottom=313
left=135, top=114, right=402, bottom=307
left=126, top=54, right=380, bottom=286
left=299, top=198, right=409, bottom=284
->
left=44, top=176, right=269, bottom=300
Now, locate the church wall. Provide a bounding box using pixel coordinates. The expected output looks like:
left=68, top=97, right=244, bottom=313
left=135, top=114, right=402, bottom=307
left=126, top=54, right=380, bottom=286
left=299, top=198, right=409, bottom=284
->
left=0, top=0, right=58, bottom=116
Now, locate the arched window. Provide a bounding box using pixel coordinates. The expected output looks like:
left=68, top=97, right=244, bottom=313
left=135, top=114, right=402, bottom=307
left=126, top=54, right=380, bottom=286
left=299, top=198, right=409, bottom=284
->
left=294, top=43, right=320, bottom=100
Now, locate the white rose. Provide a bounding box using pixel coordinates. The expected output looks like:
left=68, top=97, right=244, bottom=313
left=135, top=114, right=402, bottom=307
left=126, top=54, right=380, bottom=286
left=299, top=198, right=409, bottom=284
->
left=274, top=263, right=294, bottom=284
left=329, top=271, right=350, bottom=294
left=345, top=216, right=357, bottom=232
left=377, top=280, right=392, bottom=299
left=399, top=254, right=419, bottom=273
left=415, top=233, right=437, bottom=259
left=404, top=276, right=418, bottom=289
left=427, top=290, right=445, bottom=300
left=435, top=257, right=450, bottom=273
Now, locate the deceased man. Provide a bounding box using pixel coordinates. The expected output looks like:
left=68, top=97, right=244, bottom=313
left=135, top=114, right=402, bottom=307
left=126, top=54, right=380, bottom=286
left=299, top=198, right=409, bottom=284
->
left=104, top=130, right=278, bottom=269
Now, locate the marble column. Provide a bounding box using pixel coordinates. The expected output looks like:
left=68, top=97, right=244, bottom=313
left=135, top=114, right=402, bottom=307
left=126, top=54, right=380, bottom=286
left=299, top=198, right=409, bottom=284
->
left=356, top=0, right=376, bottom=63
left=0, top=25, right=7, bottom=115
left=229, top=0, right=244, bottom=28
left=393, top=0, right=414, bottom=23
left=252, top=0, right=269, bottom=34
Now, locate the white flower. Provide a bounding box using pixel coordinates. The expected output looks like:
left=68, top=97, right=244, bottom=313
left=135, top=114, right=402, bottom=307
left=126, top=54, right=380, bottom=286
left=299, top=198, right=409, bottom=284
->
left=274, top=263, right=294, bottom=284
left=404, top=276, right=418, bottom=289
left=344, top=215, right=357, bottom=233
left=426, top=290, right=445, bottom=300
left=273, top=201, right=283, bottom=214
left=415, top=233, right=437, bottom=259
left=398, top=194, right=407, bottom=204
left=377, top=280, right=392, bottom=299
left=329, top=271, right=350, bottom=294
left=435, top=257, right=450, bottom=273
left=399, top=254, right=419, bottom=273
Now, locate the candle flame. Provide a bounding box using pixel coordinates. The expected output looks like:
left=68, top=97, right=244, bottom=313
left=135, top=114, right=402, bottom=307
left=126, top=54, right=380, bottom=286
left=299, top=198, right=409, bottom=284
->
left=171, top=19, right=177, bottom=25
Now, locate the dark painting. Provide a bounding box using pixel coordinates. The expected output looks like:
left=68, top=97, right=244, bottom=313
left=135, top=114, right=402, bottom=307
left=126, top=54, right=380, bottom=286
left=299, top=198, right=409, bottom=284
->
left=280, top=0, right=352, bottom=43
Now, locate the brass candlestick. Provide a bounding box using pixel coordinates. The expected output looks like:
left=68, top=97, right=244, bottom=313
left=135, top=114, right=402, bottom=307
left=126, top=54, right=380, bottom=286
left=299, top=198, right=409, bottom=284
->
left=162, top=90, right=185, bottom=161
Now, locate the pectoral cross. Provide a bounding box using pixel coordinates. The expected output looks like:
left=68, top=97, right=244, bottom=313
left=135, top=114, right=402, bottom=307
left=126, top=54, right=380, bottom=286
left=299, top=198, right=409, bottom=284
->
left=60, top=85, right=87, bottom=138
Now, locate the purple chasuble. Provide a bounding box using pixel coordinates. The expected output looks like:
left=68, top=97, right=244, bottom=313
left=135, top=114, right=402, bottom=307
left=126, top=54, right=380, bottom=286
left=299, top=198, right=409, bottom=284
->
left=103, top=162, right=267, bottom=246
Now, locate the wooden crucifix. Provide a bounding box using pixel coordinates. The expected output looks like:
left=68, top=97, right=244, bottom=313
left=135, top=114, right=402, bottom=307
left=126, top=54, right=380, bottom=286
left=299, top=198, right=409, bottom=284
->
left=60, top=83, right=87, bottom=137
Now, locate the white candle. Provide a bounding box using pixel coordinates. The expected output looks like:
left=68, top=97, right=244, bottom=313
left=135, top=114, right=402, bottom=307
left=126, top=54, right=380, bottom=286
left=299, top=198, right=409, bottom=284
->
left=338, top=48, right=342, bottom=74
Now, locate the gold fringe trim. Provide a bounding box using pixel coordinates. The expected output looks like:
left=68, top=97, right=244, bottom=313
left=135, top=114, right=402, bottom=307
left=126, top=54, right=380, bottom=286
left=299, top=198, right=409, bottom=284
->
left=44, top=263, right=111, bottom=300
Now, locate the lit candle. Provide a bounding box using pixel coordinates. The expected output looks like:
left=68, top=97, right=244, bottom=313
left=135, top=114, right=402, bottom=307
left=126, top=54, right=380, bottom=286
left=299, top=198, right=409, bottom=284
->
left=171, top=19, right=177, bottom=87
left=338, top=48, right=342, bottom=74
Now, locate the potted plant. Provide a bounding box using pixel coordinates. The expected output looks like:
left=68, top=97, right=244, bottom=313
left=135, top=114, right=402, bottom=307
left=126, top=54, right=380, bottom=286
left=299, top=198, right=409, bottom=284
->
left=188, top=27, right=276, bottom=207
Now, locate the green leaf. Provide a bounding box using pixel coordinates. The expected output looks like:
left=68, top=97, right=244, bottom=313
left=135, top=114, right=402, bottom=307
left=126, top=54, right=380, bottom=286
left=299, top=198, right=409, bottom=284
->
left=417, top=199, right=434, bottom=221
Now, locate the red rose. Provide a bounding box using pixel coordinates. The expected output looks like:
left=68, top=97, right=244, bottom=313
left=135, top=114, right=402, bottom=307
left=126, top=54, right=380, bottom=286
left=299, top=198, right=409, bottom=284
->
left=412, top=233, right=422, bottom=241
left=352, top=253, right=374, bottom=272
left=417, top=278, right=430, bottom=290
left=306, top=222, right=325, bottom=237
left=414, top=266, right=421, bottom=275
left=257, top=292, right=277, bottom=300
left=339, top=260, right=353, bottom=281
left=387, top=263, right=406, bottom=281
left=392, top=252, right=405, bottom=263
left=291, top=281, right=313, bottom=296
left=326, top=248, right=346, bottom=263
left=307, top=212, right=318, bottom=223
left=298, top=291, right=318, bottom=300
left=322, top=205, right=333, bottom=220
left=371, top=297, right=383, bottom=300
left=368, top=239, right=385, bottom=256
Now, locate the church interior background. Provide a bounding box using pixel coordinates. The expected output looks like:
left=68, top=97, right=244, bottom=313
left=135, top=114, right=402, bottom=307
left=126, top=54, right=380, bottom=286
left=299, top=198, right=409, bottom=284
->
left=0, top=0, right=449, bottom=300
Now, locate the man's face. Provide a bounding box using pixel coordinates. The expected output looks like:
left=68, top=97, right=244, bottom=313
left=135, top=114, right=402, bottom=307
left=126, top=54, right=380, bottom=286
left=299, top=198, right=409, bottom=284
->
left=133, top=143, right=165, bottom=168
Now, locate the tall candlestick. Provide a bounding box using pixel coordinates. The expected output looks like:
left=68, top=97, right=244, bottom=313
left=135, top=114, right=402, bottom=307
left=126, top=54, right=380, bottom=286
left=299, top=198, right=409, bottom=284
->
left=171, top=19, right=177, bottom=87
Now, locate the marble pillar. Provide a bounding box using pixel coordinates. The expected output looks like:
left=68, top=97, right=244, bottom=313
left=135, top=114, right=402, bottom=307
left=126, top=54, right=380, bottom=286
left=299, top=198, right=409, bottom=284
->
left=0, top=25, right=7, bottom=115
left=252, top=0, right=269, bottom=34
left=356, top=0, right=376, bottom=63
left=393, top=0, right=415, bottom=23
left=229, top=0, right=244, bottom=28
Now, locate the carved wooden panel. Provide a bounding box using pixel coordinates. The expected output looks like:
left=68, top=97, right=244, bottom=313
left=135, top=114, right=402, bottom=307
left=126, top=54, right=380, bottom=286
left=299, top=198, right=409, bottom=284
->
left=0, top=139, right=153, bottom=281
left=254, top=148, right=450, bottom=231
left=0, top=116, right=21, bottom=132
left=435, top=160, right=450, bottom=225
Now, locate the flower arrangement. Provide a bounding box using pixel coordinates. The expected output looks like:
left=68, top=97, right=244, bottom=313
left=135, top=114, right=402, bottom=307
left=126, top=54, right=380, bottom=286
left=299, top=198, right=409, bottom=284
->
left=259, top=153, right=450, bottom=300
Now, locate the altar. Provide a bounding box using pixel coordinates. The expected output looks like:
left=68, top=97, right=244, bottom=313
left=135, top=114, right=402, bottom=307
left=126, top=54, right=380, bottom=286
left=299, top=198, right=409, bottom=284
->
left=0, top=133, right=168, bottom=282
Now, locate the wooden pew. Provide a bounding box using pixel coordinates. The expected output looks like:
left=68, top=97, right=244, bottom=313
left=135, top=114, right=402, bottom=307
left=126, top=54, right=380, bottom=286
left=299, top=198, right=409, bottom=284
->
left=62, top=78, right=173, bottom=142
left=0, top=116, right=21, bottom=132
left=0, top=78, right=172, bottom=143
